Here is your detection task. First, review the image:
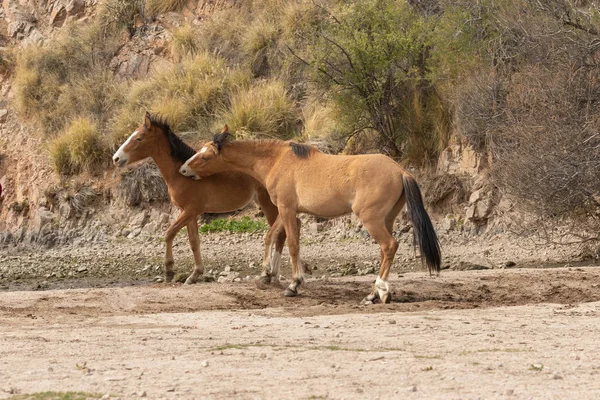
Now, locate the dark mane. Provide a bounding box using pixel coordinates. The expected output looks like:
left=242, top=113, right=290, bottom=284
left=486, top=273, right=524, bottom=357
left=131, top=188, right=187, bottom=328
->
left=149, top=114, right=196, bottom=163
left=210, top=134, right=318, bottom=159
left=290, top=142, right=315, bottom=158
left=213, top=132, right=234, bottom=152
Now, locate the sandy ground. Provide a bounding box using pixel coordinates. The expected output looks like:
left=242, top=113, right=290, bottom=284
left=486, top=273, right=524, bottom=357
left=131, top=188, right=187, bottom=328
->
left=2, top=268, right=600, bottom=399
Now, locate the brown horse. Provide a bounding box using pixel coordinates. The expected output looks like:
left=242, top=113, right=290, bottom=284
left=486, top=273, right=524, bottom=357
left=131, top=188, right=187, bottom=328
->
left=179, top=128, right=441, bottom=303
left=112, top=113, right=290, bottom=284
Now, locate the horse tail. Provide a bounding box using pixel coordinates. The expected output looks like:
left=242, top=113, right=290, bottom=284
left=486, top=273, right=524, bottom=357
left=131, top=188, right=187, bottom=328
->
left=402, top=174, right=441, bottom=275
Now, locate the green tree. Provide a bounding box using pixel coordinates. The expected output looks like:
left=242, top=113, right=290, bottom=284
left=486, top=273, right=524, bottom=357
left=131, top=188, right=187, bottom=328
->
left=289, top=0, right=449, bottom=161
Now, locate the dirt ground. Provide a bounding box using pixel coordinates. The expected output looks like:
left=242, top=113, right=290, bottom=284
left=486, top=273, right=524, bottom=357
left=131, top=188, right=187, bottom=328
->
left=2, top=267, right=600, bottom=399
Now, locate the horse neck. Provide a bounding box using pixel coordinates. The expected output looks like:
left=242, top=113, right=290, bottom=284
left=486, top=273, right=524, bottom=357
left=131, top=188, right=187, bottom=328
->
left=151, top=140, right=183, bottom=186
left=222, top=141, right=283, bottom=184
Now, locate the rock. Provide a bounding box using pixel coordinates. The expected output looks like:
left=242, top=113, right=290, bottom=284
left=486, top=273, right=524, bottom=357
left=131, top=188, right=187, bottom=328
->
left=505, top=389, right=514, bottom=396
left=442, top=215, right=457, bottom=232
left=127, top=229, right=141, bottom=239
left=141, top=221, right=159, bottom=235
left=0, top=109, right=8, bottom=123
left=454, top=256, right=494, bottom=271
left=309, top=222, right=325, bottom=234
left=504, top=261, right=516, bottom=268
left=32, top=208, right=56, bottom=234
left=138, top=391, right=147, bottom=398
left=77, top=266, right=87, bottom=273
left=130, top=211, right=148, bottom=229
left=201, top=360, right=209, bottom=367
left=408, top=385, right=417, bottom=392
left=552, top=373, right=563, bottom=380
left=469, top=189, right=483, bottom=204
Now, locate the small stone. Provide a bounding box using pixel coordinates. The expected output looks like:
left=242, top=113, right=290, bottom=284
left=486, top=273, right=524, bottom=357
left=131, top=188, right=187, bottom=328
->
left=138, top=391, right=147, bottom=397
left=101, top=395, right=110, bottom=400
left=504, top=261, right=516, bottom=268
left=77, top=266, right=88, bottom=273
left=389, top=320, right=397, bottom=324
left=201, top=360, right=209, bottom=367
left=166, top=388, right=175, bottom=392
left=154, top=276, right=164, bottom=283
left=505, top=389, right=514, bottom=396
left=224, top=266, right=231, bottom=272
left=408, top=385, right=417, bottom=392
left=552, top=373, right=563, bottom=380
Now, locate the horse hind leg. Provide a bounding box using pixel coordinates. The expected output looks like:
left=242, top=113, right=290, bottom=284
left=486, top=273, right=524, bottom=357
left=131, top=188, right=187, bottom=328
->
left=279, top=210, right=304, bottom=297
left=360, top=213, right=400, bottom=305
left=258, top=217, right=284, bottom=287
left=164, top=211, right=193, bottom=282
left=185, top=217, right=204, bottom=284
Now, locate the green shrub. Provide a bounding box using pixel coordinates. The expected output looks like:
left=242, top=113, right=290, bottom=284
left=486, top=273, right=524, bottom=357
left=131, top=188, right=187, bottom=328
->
left=199, top=216, right=267, bottom=234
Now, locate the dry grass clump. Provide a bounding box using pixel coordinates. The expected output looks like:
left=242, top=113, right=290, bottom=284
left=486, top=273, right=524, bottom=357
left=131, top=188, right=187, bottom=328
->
left=241, top=17, right=280, bottom=76
left=111, top=52, right=251, bottom=144
left=49, top=118, right=109, bottom=176
left=196, top=8, right=247, bottom=61
left=170, top=25, right=198, bottom=61
left=99, top=0, right=144, bottom=37
left=221, top=80, right=297, bottom=139
left=145, top=0, right=187, bottom=17
left=300, top=101, right=348, bottom=153
left=14, top=24, right=121, bottom=137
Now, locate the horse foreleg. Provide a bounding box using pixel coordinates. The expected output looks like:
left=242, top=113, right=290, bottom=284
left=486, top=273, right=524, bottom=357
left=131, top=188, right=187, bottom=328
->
left=280, top=209, right=303, bottom=297
left=164, top=211, right=192, bottom=283
left=185, top=217, right=204, bottom=284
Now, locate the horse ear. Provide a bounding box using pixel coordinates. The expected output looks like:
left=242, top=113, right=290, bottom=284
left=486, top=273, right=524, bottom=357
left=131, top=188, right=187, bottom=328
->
left=221, top=125, right=229, bottom=133
left=144, top=112, right=152, bottom=128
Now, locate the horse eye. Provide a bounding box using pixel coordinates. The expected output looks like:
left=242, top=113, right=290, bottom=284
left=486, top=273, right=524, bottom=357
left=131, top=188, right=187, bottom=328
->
left=201, top=155, right=207, bottom=161
left=136, top=137, right=143, bottom=142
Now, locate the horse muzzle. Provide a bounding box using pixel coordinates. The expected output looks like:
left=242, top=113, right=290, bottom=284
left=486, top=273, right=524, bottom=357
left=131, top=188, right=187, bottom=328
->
left=112, top=154, right=128, bottom=168
left=179, top=166, right=200, bottom=180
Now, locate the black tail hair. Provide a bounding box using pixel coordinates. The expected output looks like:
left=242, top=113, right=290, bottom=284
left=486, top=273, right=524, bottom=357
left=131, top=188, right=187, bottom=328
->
left=402, top=175, right=441, bottom=275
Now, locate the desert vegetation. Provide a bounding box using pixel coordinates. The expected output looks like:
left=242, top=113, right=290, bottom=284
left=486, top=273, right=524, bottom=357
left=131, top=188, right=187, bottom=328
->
left=10, top=0, right=600, bottom=238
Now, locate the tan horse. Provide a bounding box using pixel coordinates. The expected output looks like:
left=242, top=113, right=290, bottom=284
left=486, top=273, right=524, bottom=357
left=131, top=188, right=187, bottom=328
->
left=112, top=113, right=290, bottom=284
left=180, top=128, right=441, bottom=303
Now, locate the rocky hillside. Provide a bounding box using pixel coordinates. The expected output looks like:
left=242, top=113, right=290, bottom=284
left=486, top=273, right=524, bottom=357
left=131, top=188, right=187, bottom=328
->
left=0, top=0, right=597, bottom=251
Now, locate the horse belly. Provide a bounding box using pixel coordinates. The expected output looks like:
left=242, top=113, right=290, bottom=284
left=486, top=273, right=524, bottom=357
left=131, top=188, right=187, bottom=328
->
left=297, top=193, right=352, bottom=218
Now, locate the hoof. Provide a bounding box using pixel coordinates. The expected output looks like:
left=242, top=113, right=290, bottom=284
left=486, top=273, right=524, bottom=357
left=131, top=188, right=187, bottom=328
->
left=184, top=276, right=197, bottom=285
left=165, top=271, right=175, bottom=283
left=381, top=292, right=392, bottom=304
left=284, top=287, right=298, bottom=297
left=362, top=292, right=379, bottom=305
left=258, top=275, right=272, bottom=285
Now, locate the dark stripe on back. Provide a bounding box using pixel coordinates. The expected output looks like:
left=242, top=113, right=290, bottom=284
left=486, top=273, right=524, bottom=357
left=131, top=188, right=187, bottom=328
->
left=290, top=142, right=313, bottom=158
left=149, top=114, right=196, bottom=163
